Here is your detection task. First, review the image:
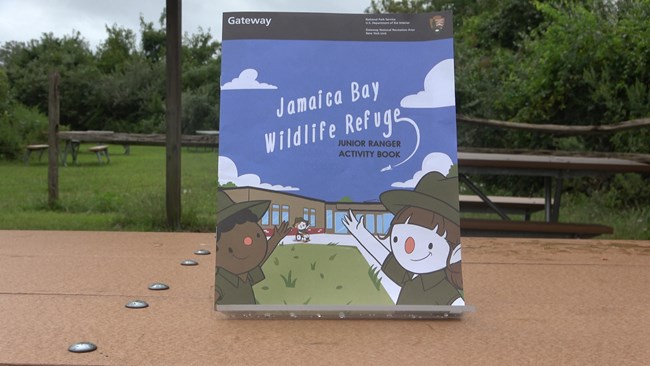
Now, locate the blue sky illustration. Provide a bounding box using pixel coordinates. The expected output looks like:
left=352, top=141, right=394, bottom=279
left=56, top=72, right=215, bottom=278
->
left=219, top=38, right=457, bottom=202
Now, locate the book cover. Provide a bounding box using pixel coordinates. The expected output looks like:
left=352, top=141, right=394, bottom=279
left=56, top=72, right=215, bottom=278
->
left=217, top=11, right=469, bottom=317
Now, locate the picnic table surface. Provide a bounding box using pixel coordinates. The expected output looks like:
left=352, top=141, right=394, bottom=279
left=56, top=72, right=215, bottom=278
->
left=57, top=131, right=218, bottom=147
left=0, top=230, right=648, bottom=365
left=457, top=151, right=650, bottom=225
left=195, top=130, right=220, bottom=135
left=458, top=151, right=650, bottom=175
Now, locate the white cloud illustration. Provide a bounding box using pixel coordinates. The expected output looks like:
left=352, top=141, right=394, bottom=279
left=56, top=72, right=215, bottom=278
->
left=221, top=68, right=278, bottom=90
left=391, top=152, right=453, bottom=188
left=400, top=58, right=455, bottom=109
left=219, top=156, right=299, bottom=191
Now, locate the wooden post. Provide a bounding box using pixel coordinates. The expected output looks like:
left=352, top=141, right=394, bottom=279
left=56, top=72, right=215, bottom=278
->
left=48, top=72, right=60, bottom=207
left=166, top=0, right=182, bottom=230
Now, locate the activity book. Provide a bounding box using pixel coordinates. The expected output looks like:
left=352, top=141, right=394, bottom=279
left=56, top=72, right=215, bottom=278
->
left=216, top=11, right=472, bottom=318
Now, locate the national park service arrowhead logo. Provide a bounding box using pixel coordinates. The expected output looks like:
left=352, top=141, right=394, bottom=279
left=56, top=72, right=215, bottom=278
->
left=429, top=15, right=445, bottom=32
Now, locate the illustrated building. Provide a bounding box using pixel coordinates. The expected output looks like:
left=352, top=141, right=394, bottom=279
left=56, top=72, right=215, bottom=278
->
left=221, top=187, right=394, bottom=236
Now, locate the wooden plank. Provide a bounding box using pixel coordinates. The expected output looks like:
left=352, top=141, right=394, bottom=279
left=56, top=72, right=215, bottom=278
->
left=47, top=72, right=59, bottom=207
left=166, top=0, right=182, bottom=230
left=460, top=218, right=613, bottom=238
left=57, top=131, right=218, bottom=147
left=459, top=195, right=545, bottom=214
left=459, top=147, right=650, bottom=164
left=3, top=231, right=649, bottom=365
left=457, top=114, right=650, bottom=135
left=459, top=152, right=650, bottom=174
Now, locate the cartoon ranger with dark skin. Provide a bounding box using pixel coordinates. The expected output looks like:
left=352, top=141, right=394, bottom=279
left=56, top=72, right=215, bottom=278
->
left=343, top=168, right=464, bottom=306
left=215, top=190, right=290, bottom=305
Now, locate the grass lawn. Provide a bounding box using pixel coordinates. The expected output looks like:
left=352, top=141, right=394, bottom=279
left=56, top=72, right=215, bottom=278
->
left=0, top=144, right=646, bottom=238
left=459, top=191, right=649, bottom=240
left=254, top=244, right=393, bottom=305
left=0, top=144, right=217, bottom=231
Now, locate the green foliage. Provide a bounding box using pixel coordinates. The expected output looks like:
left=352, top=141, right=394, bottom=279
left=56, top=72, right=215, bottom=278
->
left=0, top=9, right=220, bottom=135
left=183, top=28, right=220, bottom=67
left=0, top=145, right=217, bottom=231
left=280, top=270, right=297, bottom=288
left=140, top=15, right=166, bottom=63
left=182, top=29, right=221, bottom=132
left=451, top=0, right=650, bottom=200
left=367, top=0, right=501, bottom=19
left=367, top=0, right=431, bottom=13
left=602, top=173, right=650, bottom=209
left=0, top=103, right=48, bottom=159
left=255, top=245, right=393, bottom=305
left=367, top=265, right=383, bottom=291
left=0, top=32, right=100, bottom=130
left=11, top=104, right=49, bottom=143
left=558, top=191, right=650, bottom=240
left=500, top=2, right=650, bottom=126
left=443, top=0, right=650, bottom=154
left=111, top=189, right=206, bottom=231
left=0, top=120, right=22, bottom=160
left=91, top=58, right=166, bottom=132
left=474, top=0, right=543, bottom=50
left=0, top=68, right=9, bottom=109
left=0, top=69, right=18, bottom=159
left=96, top=24, right=137, bottom=73
left=182, top=88, right=218, bottom=133
left=0, top=2, right=647, bottom=229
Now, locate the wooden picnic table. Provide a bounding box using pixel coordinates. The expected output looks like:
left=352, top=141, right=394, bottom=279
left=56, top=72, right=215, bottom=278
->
left=58, top=131, right=219, bottom=147
left=457, top=152, right=650, bottom=233
left=193, top=130, right=219, bottom=151
left=195, top=130, right=220, bottom=136
left=57, top=131, right=220, bottom=165
left=0, top=230, right=648, bottom=365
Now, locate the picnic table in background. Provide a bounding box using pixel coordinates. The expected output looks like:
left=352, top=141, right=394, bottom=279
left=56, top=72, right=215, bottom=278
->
left=57, top=131, right=219, bottom=165
left=195, top=130, right=219, bottom=136
left=23, top=144, right=49, bottom=165
left=457, top=149, right=650, bottom=238
left=193, top=130, right=219, bottom=151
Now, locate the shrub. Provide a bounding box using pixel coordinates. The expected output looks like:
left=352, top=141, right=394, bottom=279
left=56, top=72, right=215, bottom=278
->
left=0, top=115, right=22, bottom=160
left=0, top=103, right=48, bottom=160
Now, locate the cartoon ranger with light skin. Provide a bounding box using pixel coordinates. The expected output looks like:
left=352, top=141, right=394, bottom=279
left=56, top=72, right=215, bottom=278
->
left=343, top=167, right=464, bottom=306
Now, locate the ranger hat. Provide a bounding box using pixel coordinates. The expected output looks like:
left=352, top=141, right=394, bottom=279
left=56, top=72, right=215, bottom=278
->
left=217, top=190, right=270, bottom=225
left=379, top=165, right=460, bottom=225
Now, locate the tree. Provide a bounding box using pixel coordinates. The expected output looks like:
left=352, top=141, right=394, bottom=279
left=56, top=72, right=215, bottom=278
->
left=0, top=32, right=100, bottom=130
left=140, top=15, right=166, bottom=63
left=91, top=58, right=165, bottom=132
left=96, top=24, right=137, bottom=73
left=0, top=68, right=49, bottom=159
left=0, top=67, right=9, bottom=111
left=183, top=27, right=220, bottom=67
left=370, top=0, right=650, bottom=201
left=182, top=27, right=221, bottom=133
left=496, top=2, right=650, bottom=150
left=366, top=0, right=501, bottom=22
